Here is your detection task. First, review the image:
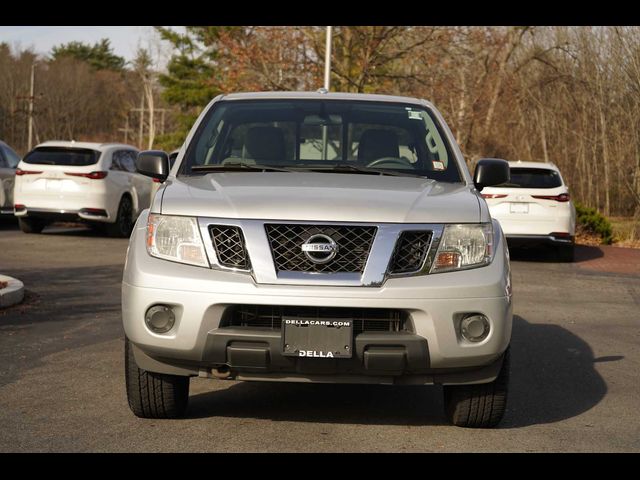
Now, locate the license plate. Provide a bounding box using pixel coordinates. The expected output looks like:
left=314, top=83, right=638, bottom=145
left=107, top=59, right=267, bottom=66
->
left=282, top=318, right=353, bottom=358
left=46, top=179, right=62, bottom=191
left=510, top=202, right=529, bottom=214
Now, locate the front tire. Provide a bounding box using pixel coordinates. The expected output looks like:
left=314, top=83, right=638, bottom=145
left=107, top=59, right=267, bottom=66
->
left=18, top=217, right=46, bottom=234
left=107, top=196, right=134, bottom=238
left=125, top=338, right=190, bottom=419
left=443, top=348, right=510, bottom=428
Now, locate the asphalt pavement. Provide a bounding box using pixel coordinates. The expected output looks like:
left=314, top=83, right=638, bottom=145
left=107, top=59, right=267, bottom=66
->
left=0, top=219, right=639, bottom=452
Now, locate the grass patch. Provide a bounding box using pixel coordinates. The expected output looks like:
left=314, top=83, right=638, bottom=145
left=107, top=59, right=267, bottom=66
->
left=610, top=216, right=640, bottom=248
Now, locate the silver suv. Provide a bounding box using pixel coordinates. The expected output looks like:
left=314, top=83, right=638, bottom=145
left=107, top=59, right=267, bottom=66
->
left=123, top=92, right=512, bottom=428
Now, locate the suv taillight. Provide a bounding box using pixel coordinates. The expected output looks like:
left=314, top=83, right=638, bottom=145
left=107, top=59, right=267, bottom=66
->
left=64, top=171, right=108, bottom=180
left=15, top=168, right=42, bottom=176
left=481, top=194, right=507, bottom=199
left=532, top=193, right=570, bottom=202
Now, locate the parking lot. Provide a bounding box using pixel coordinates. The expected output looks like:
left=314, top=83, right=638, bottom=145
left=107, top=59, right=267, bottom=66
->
left=0, top=219, right=639, bottom=452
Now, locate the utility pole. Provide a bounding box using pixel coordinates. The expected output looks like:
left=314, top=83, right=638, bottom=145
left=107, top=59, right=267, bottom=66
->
left=324, top=26, right=332, bottom=91
left=118, top=116, right=132, bottom=144
left=321, top=26, right=333, bottom=160
left=16, top=65, right=41, bottom=152
left=27, top=63, right=35, bottom=151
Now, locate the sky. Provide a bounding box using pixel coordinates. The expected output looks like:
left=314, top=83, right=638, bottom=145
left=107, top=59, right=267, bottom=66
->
left=0, top=26, right=177, bottom=63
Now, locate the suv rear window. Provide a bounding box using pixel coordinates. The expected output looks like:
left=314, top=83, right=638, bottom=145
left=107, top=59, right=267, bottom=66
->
left=505, top=168, right=562, bottom=189
left=23, top=147, right=100, bottom=166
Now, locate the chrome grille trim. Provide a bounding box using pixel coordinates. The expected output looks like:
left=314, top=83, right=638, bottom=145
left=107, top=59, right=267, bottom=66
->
left=265, top=224, right=377, bottom=273
left=388, top=231, right=433, bottom=274
left=209, top=225, right=251, bottom=270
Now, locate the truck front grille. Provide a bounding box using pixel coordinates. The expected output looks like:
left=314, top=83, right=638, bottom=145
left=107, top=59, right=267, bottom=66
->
left=265, top=224, right=377, bottom=273
left=221, top=305, right=411, bottom=334
left=389, top=231, right=432, bottom=274
left=209, top=225, right=251, bottom=270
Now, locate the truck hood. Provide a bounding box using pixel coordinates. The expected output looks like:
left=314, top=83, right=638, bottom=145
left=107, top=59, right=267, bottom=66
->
left=160, top=172, right=481, bottom=223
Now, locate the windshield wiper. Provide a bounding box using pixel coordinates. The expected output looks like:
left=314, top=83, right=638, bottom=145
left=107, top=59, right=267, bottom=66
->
left=299, top=164, right=426, bottom=178
left=190, top=163, right=427, bottom=178
left=191, top=163, right=295, bottom=173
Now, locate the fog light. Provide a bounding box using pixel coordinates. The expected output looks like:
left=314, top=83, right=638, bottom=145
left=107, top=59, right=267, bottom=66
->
left=460, top=314, right=490, bottom=342
left=145, top=305, right=175, bottom=333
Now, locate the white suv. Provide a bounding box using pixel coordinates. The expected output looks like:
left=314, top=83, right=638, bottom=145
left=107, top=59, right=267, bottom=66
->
left=481, top=161, right=576, bottom=261
left=13, top=141, right=152, bottom=236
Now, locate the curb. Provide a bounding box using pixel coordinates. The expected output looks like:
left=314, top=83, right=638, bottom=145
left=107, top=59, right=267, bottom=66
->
left=0, top=274, right=24, bottom=308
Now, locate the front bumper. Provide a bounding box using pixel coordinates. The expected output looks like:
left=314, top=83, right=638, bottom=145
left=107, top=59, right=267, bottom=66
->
left=123, top=211, right=513, bottom=385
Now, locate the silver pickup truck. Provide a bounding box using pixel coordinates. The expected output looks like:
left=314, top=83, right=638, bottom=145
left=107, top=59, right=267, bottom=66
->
left=122, top=91, right=512, bottom=428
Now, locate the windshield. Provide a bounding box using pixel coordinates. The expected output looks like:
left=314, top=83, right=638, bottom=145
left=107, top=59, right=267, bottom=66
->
left=504, top=168, right=563, bottom=189
left=181, top=99, right=461, bottom=182
left=23, top=147, right=100, bottom=166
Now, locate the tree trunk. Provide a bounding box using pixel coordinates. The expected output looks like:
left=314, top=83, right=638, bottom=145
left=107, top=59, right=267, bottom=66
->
left=599, top=107, right=611, bottom=216
left=145, top=80, right=155, bottom=150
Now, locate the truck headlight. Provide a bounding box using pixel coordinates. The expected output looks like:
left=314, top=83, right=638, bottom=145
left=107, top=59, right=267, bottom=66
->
left=146, top=214, right=209, bottom=267
left=431, top=223, right=494, bottom=273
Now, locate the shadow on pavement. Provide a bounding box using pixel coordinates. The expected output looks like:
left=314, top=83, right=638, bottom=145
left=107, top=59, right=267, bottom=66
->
left=0, top=264, right=126, bottom=386
left=0, top=218, right=18, bottom=230
left=188, top=380, right=446, bottom=426
left=0, top=264, right=123, bottom=326
left=508, top=244, right=604, bottom=263
left=0, top=219, right=105, bottom=237
left=501, top=315, right=613, bottom=428
left=187, top=315, right=612, bottom=427
left=41, top=223, right=104, bottom=238
left=508, top=245, right=560, bottom=263
left=574, top=245, right=605, bottom=262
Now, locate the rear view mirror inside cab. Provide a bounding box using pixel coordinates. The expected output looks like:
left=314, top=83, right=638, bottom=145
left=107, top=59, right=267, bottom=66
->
left=302, top=114, right=343, bottom=126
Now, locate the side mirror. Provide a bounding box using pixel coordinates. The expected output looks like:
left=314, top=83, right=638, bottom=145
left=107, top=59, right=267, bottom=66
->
left=473, top=158, right=510, bottom=192
left=136, top=150, right=169, bottom=182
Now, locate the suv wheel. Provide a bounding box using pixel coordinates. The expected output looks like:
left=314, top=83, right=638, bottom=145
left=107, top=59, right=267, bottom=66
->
left=18, top=217, right=46, bottom=234
left=125, top=337, right=190, bottom=419
left=443, top=348, right=510, bottom=428
left=107, top=196, right=134, bottom=237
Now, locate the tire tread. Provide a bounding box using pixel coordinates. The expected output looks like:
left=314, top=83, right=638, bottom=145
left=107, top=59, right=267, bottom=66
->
left=443, top=348, right=510, bottom=428
left=18, top=218, right=45, bottom=234
left=125, top=338, right=189, bottom=419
